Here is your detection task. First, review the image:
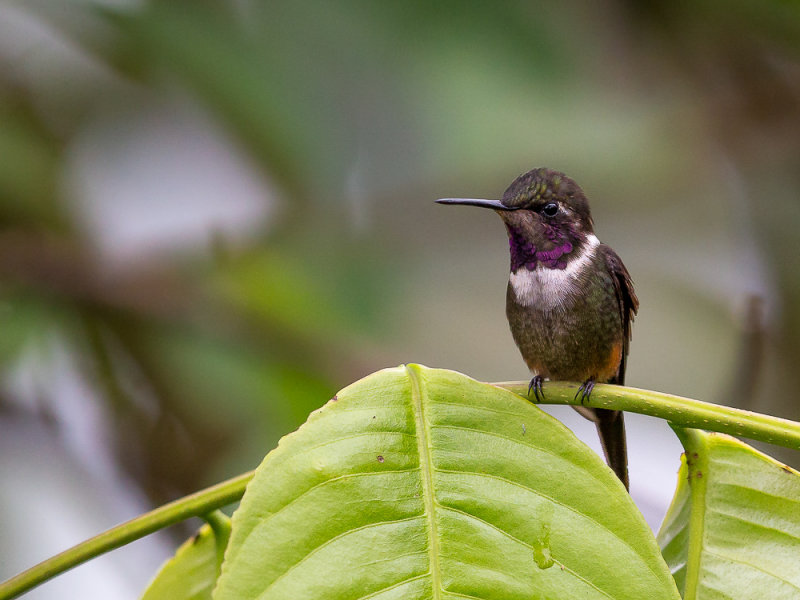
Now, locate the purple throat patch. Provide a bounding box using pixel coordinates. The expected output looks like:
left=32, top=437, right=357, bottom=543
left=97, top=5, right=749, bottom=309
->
left=508, top=228, right=573, bottom=272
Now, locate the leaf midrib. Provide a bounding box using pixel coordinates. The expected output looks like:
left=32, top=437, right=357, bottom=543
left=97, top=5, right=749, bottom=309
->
left=407, top=364, right=442, bottom=598
left=684, top=430, right=709, bottom=600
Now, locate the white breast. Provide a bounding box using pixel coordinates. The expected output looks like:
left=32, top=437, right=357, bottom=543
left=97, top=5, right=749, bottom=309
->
left=509, top=234, right=599, bottom=310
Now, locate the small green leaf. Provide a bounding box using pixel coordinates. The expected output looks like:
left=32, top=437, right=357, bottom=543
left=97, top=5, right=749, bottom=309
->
left=657, top=429, right=800, bottom=599
left=214, top=365, right=679, bottom=599
left=141, top=513, right=231, bottom=600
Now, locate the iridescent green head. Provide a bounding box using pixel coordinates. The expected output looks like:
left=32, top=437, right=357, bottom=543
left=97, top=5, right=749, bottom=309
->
left=500, top=168, right=593, bottom=232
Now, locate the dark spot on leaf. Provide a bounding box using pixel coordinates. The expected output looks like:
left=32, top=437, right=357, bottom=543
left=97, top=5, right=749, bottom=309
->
left=696, top=471, right=703, bottom=478
left=377, top=455, right=385, bottom=462
left=692, top=453, right=699, bottom=459
left=372, top=415, right=376, bottom=419
left=781, top=465, right=793, bottom=474
left=331, top=395, right=338, bottom=402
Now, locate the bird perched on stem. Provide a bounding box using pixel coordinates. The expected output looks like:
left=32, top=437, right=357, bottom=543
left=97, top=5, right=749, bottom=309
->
left=437, top=168, right=638, bottom=489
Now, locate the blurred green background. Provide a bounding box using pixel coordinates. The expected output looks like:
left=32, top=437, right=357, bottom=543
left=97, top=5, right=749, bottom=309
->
left=2, top=0, right=799, bottom=597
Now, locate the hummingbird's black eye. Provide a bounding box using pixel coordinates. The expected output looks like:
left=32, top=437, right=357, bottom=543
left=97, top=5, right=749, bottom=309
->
left=541, top=202, right=559, bottom=217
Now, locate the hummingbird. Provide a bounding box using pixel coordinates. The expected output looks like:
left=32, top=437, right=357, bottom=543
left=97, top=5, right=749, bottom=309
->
left=437, top=167, right=638, bottom=490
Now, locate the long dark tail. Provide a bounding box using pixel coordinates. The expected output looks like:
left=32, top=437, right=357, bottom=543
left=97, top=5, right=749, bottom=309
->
left=594, top=408, right=628, bottom=490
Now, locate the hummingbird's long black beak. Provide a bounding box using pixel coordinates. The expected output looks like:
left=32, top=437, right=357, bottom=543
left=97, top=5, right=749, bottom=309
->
left=436, top=198, right=516, bottom=210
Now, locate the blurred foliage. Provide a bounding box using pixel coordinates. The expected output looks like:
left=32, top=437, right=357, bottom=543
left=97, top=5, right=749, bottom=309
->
left=1, top=0, right=800, bottom=549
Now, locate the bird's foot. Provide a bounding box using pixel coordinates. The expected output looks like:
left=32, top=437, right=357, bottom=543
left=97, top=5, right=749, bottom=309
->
left=575, top=378, right=596, bottom=405
left=527, top=375, right=545, bottom=402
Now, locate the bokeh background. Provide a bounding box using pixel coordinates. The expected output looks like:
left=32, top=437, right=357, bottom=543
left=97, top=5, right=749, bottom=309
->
left=2, top=0, right=799, bottom=597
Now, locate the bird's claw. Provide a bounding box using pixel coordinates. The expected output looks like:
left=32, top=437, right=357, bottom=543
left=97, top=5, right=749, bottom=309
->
left=575, top=378, right=595, bottom=405
left=528, top=375, right=545, bottom=402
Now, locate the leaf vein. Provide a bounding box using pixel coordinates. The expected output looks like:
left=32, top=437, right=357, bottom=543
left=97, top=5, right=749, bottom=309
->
left=429, top=399, right=529, bottom=419
left=408, top=365, right=443, bottom=598
left=434, top=468, right=664, bottom=584
left=245, top=468, right=420, bottom=535
left=354, top=573, right=429, bottom=600
left=431, top=424, right=612, bottom=483
left=708, top=509, right=800, bottom=542
left=284, top=429, right=418, bottom=458
left=438, top=506, right=615, bottom=599
left=255, top=515, right=425, bottom=598
left=703, top=549, right=800, bottom=590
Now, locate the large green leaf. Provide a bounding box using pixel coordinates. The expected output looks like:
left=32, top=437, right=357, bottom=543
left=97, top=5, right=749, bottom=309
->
left=657, top=429, right=800, bottom=599
left=214, top=365, right=679, bottom=599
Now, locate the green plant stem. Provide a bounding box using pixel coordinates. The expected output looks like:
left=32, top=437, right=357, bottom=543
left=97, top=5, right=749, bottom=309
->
left=495, top=381, right=800, bottom=450
left=0, top=471, right=254, bottom=600
left=203, top=509, right=233, bottom=569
